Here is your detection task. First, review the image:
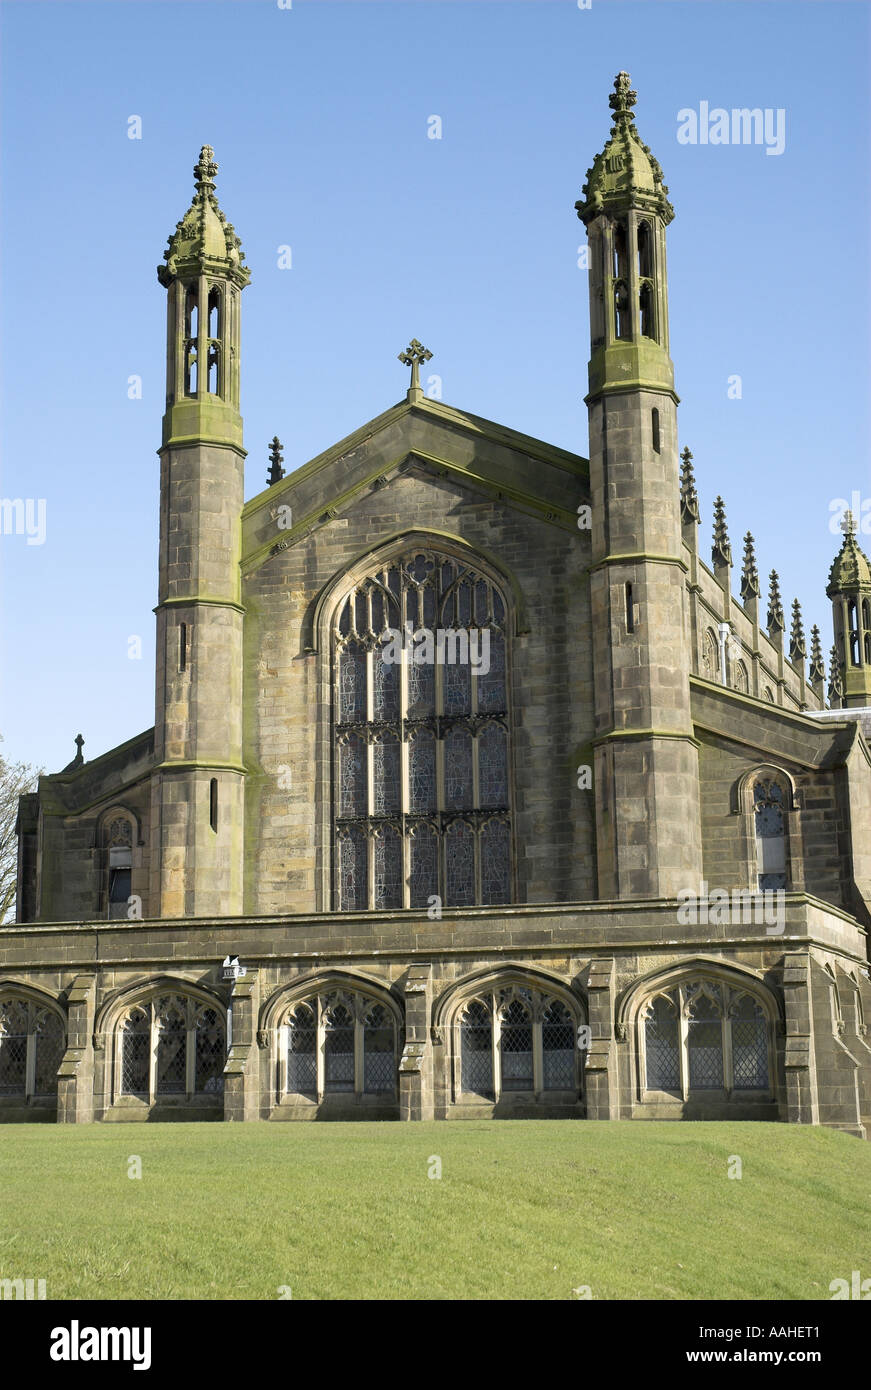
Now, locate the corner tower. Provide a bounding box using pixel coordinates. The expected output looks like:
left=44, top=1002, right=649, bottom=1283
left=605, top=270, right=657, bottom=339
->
left=576, top=74, right=703, bottom=898
left=150, top=146, right=250, bottom=917
left=826, top=512, right=871, bottom=709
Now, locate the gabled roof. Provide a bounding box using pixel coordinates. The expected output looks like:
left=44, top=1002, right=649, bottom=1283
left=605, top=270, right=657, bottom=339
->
left=241, top=394, right=588, bottom=574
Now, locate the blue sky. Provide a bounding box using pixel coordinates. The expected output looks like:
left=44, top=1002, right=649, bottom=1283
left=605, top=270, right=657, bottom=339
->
left=1, top=0, right=869, bottom=771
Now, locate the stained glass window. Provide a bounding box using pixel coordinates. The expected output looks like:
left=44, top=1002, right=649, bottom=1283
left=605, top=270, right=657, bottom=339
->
left=373, top=824, right=403, bottom=909
left=409, top=822, right=439, bottom=908
left=333, top=549, right=512, bottom=909
left=445, top=820, right=475, bottom=906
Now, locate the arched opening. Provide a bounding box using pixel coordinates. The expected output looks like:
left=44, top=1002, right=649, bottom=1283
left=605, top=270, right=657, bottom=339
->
left=278, top=985, right=400, bottom=1104
left=639, top=976, right=771, bottom=1101
left=0, top=996, right=65, bottom=1102
left=651, top=407, right=661, bottom=454
left=116, top=992, right=226, bottom=1104
left=453, top=979, right=581, bottom=1104
left=637, top=220, right=653, bottom=278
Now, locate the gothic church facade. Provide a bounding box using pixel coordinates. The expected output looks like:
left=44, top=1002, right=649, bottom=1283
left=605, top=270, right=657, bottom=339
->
left=7, top=75, right=871, bottom=1133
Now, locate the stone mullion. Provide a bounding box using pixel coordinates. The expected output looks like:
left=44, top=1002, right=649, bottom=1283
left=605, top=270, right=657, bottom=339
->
left=354, top=1005, right=364, bottom=1100
left=148, top=1006, right=158, bottom=1106
left=491, top=996, right=502, bottom=1103
left=626, top=213, right=640, bottom=340
left=678, top=988, right=690, bottom=1103
left=316, top=996, right=325, bottom=1104
left=722, top=1004, right=734, bottom=1096
left=532, top=1005, right=543, bottom=1098
left=25, top=1016, right=36, bottom=1101
left=185, top=1022, right=196, bottom=1098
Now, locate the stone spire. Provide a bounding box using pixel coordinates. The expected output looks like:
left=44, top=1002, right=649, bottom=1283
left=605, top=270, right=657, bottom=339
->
left=767, top=571, right=785, bottom=644
left=711, top=497, right=732, bottom=567
left=158, top=145, right=250, bottom=290
left=789, top=599, right=807, bottom=666
left=740, top=533, right=760, bottom=602
left=828, top=643, right=844, bottom=706
left=809, top=624, right=825, bottom=690
left=267, top=436, right=285, bottom=487
left=679, top=447, right=699, bottom=526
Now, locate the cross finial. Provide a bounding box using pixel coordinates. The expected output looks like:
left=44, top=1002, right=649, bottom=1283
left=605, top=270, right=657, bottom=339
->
left=267, top=436, right=285, bottom=488
left=609, top=71, right=637, bottom=121
left=194, top=145, right=218, bottom=193
left=398, top=339, right=432, bottom=400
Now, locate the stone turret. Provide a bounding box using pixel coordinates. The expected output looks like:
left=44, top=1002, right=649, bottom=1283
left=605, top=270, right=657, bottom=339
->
left=150, top=146, right=250, bottom=917
left=577, top=73, right=702, bottom=899
left=826, top=511, right=871, bottom=709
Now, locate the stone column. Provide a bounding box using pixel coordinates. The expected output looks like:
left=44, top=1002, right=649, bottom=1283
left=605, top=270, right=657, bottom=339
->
left=57, top=973, right=97, bottom=1124
left=399, top=964, right=432, bottom=1121
left=223, top=970, right=261, bottom=1122
left=781, top=951, right=819, bottom=1126
left=585, top=957, right=618, bottom=1120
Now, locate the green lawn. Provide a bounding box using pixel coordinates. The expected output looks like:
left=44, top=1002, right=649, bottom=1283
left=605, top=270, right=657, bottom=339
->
left=1, top=1121, right=869, bottom=1300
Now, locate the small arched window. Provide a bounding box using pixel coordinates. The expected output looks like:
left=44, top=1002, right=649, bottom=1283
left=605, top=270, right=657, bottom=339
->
left=752, top=776, right=789, bottom=890
left=702, top=629, right=719, bottom=681
left=733, top=660, right=749, bottom=694
left=651, top=408, right=661, bottom=453
left=184, top=285, right=198, bottom=395
left=102, top=812, right=135, bottom=920
left=763, top=686, right=775, bottom=703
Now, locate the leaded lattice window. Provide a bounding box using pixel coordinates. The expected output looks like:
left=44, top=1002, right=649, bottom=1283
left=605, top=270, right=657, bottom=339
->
left=640, top=979, right=771, bottom=1099
left=456, top=984, right=582, bottom=1101
left=0, top=998, right=64, bottom=1100
left=333, top=550, right=511, bottom=910
left=280, top=988, right=399, bottom=1101
left=753, top=777, right=789, bottom=890
left=116, top=994, right=226, bottom=1102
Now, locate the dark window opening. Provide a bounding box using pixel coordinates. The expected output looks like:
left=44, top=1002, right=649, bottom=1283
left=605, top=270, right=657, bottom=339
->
left=625, top=582, right=635, bottom=632
left=210, top=778, right=218, bottom=833
left=640, top=282, right=654, bottom=339
left=652, top=408, right=661, bottom=454
left=179, top=623, right=187, bottom=673
left=637, top=220, right=652, bottom=278
left=208, top=287, right=220, bottom=339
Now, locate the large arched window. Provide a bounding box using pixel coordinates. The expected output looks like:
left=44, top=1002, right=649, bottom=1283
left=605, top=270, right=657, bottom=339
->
left=333, top=549, right=511, bottom=910
left=640, top=978, right=770, bottom=1099
left=455, top=983, right=580, bottom=1101
left=0, top=996, right=65, bottom=1100
left=279, top=987, right=399, bottom=1101
left=115, top=993, right=225, bottom=1102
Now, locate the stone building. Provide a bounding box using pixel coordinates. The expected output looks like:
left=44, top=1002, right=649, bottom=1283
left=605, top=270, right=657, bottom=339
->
left=6, top=74, right=871, bottom=1132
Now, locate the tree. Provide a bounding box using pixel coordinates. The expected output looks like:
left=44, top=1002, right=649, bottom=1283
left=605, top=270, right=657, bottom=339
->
left=0, top=739, right=42, bottom=923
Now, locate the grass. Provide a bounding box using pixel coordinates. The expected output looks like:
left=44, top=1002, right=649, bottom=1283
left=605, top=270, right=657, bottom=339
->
left=1, top=1120, right=869, bottom=1300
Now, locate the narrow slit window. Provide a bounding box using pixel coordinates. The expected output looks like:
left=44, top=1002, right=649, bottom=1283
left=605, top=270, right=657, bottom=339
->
left=179, top=623, right=187, bottom=673
left=209, top=778, right=218, bottom=833
left=651, top=408, right=661, bottom=454
left=625, top=582, right=634, bottom=632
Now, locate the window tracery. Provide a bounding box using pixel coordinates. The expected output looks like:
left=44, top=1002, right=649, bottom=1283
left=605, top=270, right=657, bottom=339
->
left=640, top=978, right=769, bottom=1097
left=456, top=983, right=580, bottom=1101
left=0, top=997, right=64, bottom=1100
left=280, top=988, right=399, bottom=1100
left=116, top=993, right=225, bottom=1102
left=333, top=550, right=511, bottom=909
